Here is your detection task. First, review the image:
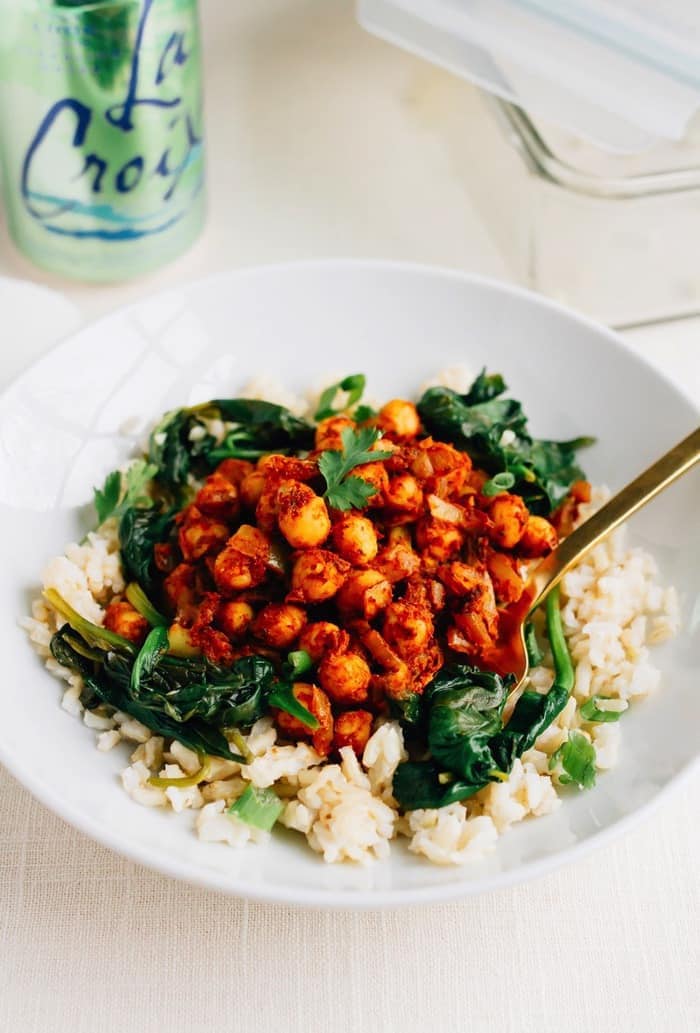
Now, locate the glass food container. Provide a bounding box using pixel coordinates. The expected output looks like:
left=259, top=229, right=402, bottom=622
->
left=359, top=0, right=700, bottom=327
left=468, top=96, right=700, bottom=328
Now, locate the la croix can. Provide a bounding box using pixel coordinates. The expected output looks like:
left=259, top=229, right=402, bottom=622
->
left=0, top=0, right=206, bottom=282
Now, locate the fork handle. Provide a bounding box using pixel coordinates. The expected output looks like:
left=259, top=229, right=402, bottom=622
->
left=527, top=425, right=700, bottom=613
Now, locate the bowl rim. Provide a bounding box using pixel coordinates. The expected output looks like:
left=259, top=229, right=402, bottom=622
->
left=2, top=258, right=698, bottom=908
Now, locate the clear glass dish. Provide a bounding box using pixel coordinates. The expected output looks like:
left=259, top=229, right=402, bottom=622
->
left=473, top=96, right=700, bottom=327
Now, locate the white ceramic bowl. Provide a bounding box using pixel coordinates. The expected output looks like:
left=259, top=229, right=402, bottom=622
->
left=1, top=261, right=698, bottom=906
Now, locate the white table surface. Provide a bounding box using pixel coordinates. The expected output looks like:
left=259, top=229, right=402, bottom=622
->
left=0, top=3, right=698, bottom=1032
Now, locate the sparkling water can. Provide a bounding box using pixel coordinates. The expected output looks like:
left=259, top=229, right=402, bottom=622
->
left=0, top=0, right=206, bottom=282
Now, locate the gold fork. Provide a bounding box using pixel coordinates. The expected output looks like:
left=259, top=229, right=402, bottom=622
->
left=506, top=425, right=700, bottom=703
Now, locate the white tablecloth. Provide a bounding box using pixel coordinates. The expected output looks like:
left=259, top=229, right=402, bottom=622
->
left=0, top=3, right=698, bottom=1029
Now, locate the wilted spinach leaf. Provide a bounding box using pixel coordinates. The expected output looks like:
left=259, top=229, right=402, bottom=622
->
left=427, top=666, right=510, bottom=784
left=392, top=761, right=484, bottom=810
left=148, top=398, right=315, bottom=486
left=119, top=505, right=175, bottom=591
left=417, top=368, right=594, bottom=514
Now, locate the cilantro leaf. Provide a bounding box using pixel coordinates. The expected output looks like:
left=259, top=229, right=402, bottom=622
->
left=318, top=426, right=392, bottom=511
left=93, top=470, right=121, bottom=524
left=549, top=730, right=597, bottom=789
left=93, top=459, right=158, bottom=525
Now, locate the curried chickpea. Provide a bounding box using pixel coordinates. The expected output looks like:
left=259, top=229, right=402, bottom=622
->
left=314, top=415, right=355, bottom=452
left=485, top=493, right=529, bottom=549
left=213, top=525, right=270, bottom=595
left=215, top=458, right=254, bottom=487
left=298, top=621, right=350, bottom=662
left=336, top=569, right=392, bottom=620
left=350, top=461, right=389, bottom=508
left=274, top=683, right=334, bottom=756
left=518, top=515, right=558, bottom=558
left=377, top=399, right=420, bottom=440
left=331, top=511, right=378, bottom=566
left=332, top=709, right=374, bottom=755
left=276, top=480, right=331, bottom=549
left=177, top=505, right=229, bottom=562
left=415, top=517, right=464, bottom=561
left=104, top=600, right=148, bottom=645
left=239, top=469, right=267, bottom=510
left=194, top=472, right=240, bottom=521
left=384, top=474, right=424, bottom=516
left=318, top=651, right=371, bottom=704
left=287, top=549, right=350, bottom=604
left=382, top=601, right=434, bottom=659
left=252, top=602, right=307, bottom=649
left=216, top=599, right=255, bottom=640
left=163, top=562, right=197, bottom=620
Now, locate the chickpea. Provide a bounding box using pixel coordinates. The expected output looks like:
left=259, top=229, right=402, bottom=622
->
left=518, top=515, right=558, bottom=558
left=333, top=710, right=373, bottom=756
left=239, top=469, right=267, bottom=510
left=163, top=563, right=197, bottom=620
left=253, top=496, right=277, bottom=541
left=485, top=493, right=529, bottom=549
left=215, top=458, right=254, bottom=487
left=384, top=474, right=423, bottom=515
left=168, top=621, right=201, bottom=657
left=194, top=472, right=240, bottom=521
left=377, top=399, right=420, bottom=440
left=298, top=621, right=349, bottom=662
left=276, top=480, right=331, bottom=548
left=336, top=569, right=392, bottom=620
left=382, top=601, right=434, bottom=659
left=318, top=651, right=371, bottom=704
left=213, top=525, right=270, bottom=595
left=274, top=683, right=333, bottom=756
left=288, top=549, right=349, bottom=604
left=177, top=505, right=229, bottom=562
left=415, top=518, right=464, bottom=561
left=216, top=600, right=255, bottom=640
left=373, top=541, right=421, bottom=584
left=331, top=512, right=378, bottom=565
left=252, top=603, right=307, bottom=649
left=104, top=600, right=148, bottom=645
left=260, top=454, right=317, bottom=482
left=314, top=415, right=355, bottom=452
left=350, top=461, right=389, bottom=508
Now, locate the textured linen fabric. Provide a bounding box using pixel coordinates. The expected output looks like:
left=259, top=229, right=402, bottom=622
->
left=0, top=764, right=698, bottom=1033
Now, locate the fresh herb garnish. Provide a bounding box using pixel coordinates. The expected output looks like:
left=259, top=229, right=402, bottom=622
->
left=93, top=458, right=158, bottom=524
left=481, top=471, right=516, bottom=497
left=284, top=649, right=313, bottom=680
left=318, top=426, right=392, bottom=511
left=579, top=696, right=626, bottom=723
left=268, top=682, right=319, bottom=729
left=314, top=374, right=367, bottom=421
left=228, top=785, right=284, bottom=831
left=550, top=730, right=597, bottom=789
left=417, top=368, right=595, bottom=515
